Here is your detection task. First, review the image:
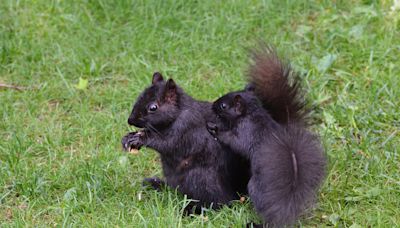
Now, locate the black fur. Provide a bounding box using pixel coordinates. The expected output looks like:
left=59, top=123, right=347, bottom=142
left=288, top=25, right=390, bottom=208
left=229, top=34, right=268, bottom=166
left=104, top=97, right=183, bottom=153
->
left=207, top=50, right=326, bottom=227
left=121, top=72, right=250, bottom=212
left=208, top=91, right=326, bottom=227
left=246, top=46, right=309, bottom=125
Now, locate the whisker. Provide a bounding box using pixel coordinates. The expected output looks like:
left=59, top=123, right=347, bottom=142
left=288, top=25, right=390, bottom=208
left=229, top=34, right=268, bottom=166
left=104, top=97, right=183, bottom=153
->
left=146, top=123, right=163, bottom=138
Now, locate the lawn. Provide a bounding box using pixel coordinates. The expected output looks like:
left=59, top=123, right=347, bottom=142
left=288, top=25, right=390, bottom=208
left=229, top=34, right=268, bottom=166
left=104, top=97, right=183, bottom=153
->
left=1, top=0, right=399, bottom=227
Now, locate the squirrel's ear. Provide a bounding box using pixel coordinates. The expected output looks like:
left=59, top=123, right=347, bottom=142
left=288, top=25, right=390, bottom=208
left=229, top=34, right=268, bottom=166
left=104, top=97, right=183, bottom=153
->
left=152, top=72, right=164, bottom=84
left=164, top=79, right=178, bottom=103
left=233, top=95, right=245, bottom=114
left=245, top=83, right=255, bottom=91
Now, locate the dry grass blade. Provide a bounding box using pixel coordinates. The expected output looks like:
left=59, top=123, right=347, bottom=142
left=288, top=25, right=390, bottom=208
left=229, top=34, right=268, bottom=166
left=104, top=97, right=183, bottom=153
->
left=0, top=83, right=26, bottom=91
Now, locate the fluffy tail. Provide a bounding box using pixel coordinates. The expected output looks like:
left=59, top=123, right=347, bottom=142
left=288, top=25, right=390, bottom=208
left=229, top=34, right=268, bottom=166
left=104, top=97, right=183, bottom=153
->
left=246, top=46, right=309, bottom=125
left=253, top=125, right=326, bottom=227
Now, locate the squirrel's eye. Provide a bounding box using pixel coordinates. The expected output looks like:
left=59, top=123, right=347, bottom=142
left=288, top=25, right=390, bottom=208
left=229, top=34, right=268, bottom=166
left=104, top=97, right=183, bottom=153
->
left=148, top=104, right=158, bottom=112
left=220, top=103, right=227, bottom=110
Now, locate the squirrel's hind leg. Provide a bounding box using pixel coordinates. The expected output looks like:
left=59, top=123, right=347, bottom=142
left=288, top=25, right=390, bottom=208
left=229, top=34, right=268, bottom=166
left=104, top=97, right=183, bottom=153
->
left=142, top=177, right=166, bottom=191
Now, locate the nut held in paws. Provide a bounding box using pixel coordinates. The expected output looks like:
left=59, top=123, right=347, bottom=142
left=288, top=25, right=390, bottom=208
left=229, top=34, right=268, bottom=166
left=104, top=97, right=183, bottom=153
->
left=129, top=148, right=139, bottom=155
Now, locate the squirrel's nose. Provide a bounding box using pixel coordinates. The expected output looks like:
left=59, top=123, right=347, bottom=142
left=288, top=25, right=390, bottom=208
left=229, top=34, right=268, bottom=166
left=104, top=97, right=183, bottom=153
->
left=128, top=116, right=145, bottom=128
left=127, top=117, right=135, bottom=125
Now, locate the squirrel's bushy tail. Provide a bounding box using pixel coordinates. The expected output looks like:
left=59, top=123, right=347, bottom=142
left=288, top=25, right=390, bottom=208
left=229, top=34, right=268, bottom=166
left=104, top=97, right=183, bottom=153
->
left=247, top=46, right=309, bottom=125
left=253, top=125, right=326, bottom=227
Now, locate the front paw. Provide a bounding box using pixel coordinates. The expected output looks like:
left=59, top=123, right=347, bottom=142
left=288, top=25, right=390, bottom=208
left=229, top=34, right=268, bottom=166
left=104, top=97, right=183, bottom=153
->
left=206, top=122, right=218, bottom=139
left=121, top=131, right=144, bottom=151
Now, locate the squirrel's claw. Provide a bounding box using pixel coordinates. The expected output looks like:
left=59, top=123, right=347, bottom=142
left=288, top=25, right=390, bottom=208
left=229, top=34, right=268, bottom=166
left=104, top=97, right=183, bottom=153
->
left=206, top=122, right=218, bottom=139
left=121, top=132, right=143, bottom=151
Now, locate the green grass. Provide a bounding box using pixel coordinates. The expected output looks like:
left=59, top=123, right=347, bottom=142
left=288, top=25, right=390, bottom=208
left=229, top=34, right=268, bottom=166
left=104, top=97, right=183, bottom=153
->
left=1, top=0, right=399, bottom=227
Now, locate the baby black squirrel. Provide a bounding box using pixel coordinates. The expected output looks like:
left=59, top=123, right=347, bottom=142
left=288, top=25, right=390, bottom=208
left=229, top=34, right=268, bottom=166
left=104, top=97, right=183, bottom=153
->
left=121, top=72, right=250, bottom=213
left=207, top=48, right=326, bottom=227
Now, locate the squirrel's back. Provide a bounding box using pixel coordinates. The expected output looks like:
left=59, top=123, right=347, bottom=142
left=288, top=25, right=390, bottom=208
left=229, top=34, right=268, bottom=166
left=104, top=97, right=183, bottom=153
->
left=247, top=46, right=309, bottom=125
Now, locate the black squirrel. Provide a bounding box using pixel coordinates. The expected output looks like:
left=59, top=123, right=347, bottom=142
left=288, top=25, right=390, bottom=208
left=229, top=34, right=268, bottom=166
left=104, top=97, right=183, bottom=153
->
left=206, top=48, right=327, bottom=227
left=121, top=72, right=250, bottom=213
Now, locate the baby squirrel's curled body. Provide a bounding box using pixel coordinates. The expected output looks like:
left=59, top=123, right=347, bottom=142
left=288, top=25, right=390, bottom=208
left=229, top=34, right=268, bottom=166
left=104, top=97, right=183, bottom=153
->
left=121, top=72, right=250, bottom=213
left=207, top=47, right=326, bottom=227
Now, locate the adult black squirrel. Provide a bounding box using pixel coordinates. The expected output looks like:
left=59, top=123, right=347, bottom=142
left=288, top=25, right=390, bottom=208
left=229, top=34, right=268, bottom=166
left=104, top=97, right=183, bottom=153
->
left=207, top=47, right=327, bottom=227
left=121, top=72, right=250, bottom=213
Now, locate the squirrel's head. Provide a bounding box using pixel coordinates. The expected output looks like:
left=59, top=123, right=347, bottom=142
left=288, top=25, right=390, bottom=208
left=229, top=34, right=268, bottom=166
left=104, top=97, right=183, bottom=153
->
left=211, top=90, right=260, bottom=130
left=212, top=92, right=247, bottom=122
left=128, top=72, right=181, bottom=130
left=206, top=91, right=250, bottom=141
